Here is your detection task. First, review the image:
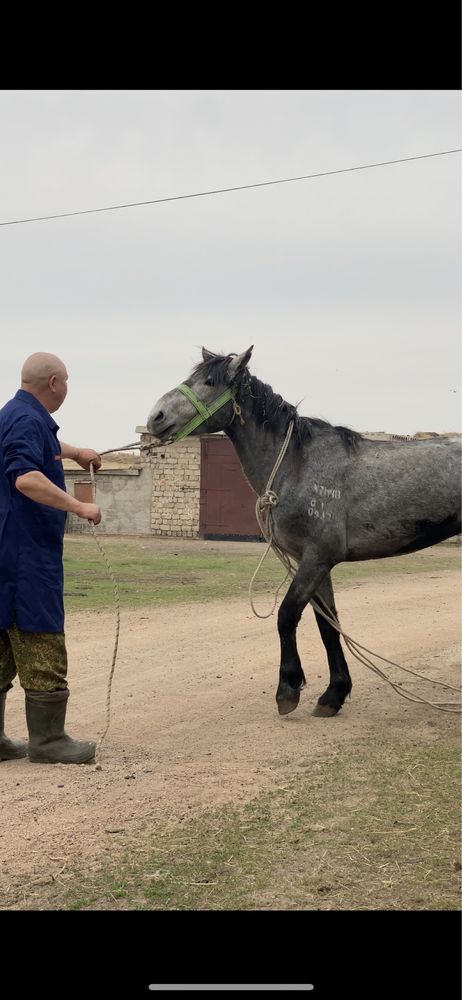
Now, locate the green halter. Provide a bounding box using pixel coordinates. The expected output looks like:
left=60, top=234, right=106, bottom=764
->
left=173, top=383, right=236, bottom=441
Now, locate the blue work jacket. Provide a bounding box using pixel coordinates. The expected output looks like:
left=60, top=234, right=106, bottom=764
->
left=0, top=390, right=67, bottom=632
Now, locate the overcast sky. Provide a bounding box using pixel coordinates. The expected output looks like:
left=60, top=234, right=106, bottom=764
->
left=0, top=89, right=460, bottom=450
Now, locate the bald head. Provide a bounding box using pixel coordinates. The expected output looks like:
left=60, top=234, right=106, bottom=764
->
left=21, top=352, right=67, bottom=385
left=21, top=353, right=68, bottom=413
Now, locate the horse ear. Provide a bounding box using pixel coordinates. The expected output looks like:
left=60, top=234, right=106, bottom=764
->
left=201, top=347, right=216, bottom=362
left=228, top=346, right=253, bottom=378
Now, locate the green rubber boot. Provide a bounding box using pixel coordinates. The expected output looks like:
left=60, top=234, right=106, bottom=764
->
left=25, top=689, right=96, bottom=764
left=0, top=688, right=28, bottom=760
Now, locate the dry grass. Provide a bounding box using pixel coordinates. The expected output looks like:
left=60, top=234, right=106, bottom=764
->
left=5, top=733, right=459, bottom=911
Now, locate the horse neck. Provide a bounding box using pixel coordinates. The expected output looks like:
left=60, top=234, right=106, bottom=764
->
left=226, top=405, right=293, bottom=496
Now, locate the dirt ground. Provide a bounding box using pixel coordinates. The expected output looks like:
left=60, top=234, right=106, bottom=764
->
left=0, top=543, right=460, bottom=907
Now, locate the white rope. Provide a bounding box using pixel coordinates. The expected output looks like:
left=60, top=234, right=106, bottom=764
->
left=99, top=441, right=149, bottom=455
left=89, top=524, right=121, bottom=754
left=249, top=421, right=294, bottom=618
left=86, top=462, right=120, bottom=759
left=250, top=425, right=461, bottom=714
left=84, top=438, right=166, bottom=760
left=311, top=596, right=461, bottom=713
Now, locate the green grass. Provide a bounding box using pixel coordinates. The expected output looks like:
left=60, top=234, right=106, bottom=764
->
left=50, top=735, right=461, bottom=911
left=63, top=537, right=460, bottom=613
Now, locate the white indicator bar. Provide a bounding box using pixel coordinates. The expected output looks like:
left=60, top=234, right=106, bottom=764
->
left=148, top=987, right=314, bottom=992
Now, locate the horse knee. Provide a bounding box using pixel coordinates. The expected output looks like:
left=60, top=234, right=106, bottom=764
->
left=277, top=603, right=302, bottom=636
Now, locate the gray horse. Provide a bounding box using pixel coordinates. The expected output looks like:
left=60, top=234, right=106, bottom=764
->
left=148, top=347, right=461, bottom=717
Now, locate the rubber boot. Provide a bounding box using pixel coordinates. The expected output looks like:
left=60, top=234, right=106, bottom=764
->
left=25, top=689, right=96, bottom=764
left=0, top=688, right=28, bottom=760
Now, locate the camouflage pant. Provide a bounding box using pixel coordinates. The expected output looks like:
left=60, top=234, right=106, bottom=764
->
left=0, top=626, right=68, bottom=693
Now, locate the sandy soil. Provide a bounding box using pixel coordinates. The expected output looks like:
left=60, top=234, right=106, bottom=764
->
left=0, top=548, right=460, bottom=904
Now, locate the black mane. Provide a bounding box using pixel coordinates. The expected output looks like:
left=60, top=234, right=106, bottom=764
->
left=191, top=355, right=362, bottom=453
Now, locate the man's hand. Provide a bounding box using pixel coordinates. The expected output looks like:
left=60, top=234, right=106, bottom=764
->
left=77, top=502, right=102, bottom=525
left=75, top=448, right=102, bottom=472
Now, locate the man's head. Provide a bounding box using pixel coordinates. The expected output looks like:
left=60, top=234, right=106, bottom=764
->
left=21, top=353, right=68, bottom=413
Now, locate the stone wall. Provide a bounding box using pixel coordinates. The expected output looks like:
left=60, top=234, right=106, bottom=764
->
left=138, top=430, right=201, bottom=537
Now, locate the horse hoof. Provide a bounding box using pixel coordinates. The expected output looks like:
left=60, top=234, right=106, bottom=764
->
left=312, top=703, right=339, bottom=717
left=276, top=682, right=302, bottom=716
left=277, top=698, right=299, bottom=716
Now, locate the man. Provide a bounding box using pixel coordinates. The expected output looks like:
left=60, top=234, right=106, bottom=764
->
left=0, top=352, right=102, bottom=764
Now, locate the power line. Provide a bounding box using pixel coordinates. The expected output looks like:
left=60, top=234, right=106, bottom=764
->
left=1, top=148, right=460, bottom=228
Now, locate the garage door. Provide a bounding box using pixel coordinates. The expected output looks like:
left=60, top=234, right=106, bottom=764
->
left=200, top=437, right=262, bottom=540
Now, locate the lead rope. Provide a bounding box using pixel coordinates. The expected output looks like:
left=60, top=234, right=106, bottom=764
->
left=88, top=461, right=120, bottom=759
left=250, top=424, right=461, bottom=714
left=86, top=440, right=164, bottom=761
left=249, top=421, right=295, bottom=618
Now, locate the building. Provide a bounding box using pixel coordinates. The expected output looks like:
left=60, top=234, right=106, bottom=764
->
left=64, top=451, right=151, bottom=535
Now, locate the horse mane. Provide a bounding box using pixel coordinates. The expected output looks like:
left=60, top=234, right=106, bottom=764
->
left=191, top=355, right=363, bottom=453
left=247, top=375, right=362, bottom=451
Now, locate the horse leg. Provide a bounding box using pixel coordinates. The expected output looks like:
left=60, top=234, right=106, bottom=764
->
left=311, top=573, right=352, bottom=717
left=276, top=554, right=331, bottom=716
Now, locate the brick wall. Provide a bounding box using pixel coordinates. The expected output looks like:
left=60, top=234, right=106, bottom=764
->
left=139, top=432, right=201, bottom=537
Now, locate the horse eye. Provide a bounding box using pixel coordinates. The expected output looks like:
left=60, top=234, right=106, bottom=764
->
left=205, top=377, right=213, bottom=386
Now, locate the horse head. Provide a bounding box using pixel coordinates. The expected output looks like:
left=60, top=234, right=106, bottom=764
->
left=147, top=346, right=253, bottom=442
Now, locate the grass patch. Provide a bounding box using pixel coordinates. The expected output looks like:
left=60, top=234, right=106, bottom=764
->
left=63, top=537, right=460, bottom=613
left=51, top=734, right=461, bottom=911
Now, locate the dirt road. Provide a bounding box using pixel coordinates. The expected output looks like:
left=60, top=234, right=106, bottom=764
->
left=0, top=554, right=460, bottom=903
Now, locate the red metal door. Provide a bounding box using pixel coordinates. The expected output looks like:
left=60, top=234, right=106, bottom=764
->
left=200, top=437, right=262, bottom=540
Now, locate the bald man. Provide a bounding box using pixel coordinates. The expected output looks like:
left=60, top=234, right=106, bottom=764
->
left=0, top=353, right=102, bottom=764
